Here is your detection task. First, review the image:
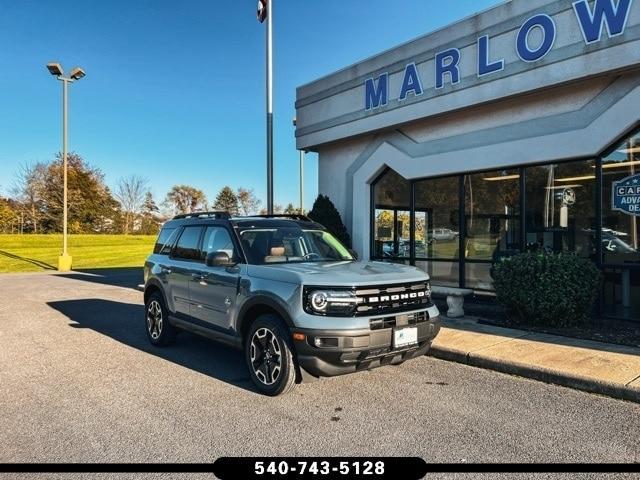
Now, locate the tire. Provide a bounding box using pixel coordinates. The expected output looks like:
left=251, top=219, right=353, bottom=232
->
left=245, top=314, right=297, bottom=396
left=144, top=291, right=177, bottom=347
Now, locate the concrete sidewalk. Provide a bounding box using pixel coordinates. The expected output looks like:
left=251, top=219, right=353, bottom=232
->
left=429, top=317, right=640, bottom=403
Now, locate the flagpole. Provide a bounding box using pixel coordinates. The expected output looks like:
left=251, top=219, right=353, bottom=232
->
left=266, top=0, right=274, bottom=214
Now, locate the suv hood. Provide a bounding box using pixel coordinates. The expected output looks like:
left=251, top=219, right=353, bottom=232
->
left=246, top=261, right=428, bottom=287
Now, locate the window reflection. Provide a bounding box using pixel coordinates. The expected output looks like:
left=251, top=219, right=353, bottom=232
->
left=415, top=260, right=459, bottom=287
left=525, top=161, right=596, bottom=259
left=372, top=169, right=410, bottom=262
left=464, top=170, right=520, bottom=261
left=414, top=177, right=459, bottom=259
left=368, top=140, right=640, bottom=313
left=602, top=132, right=640, bottom=264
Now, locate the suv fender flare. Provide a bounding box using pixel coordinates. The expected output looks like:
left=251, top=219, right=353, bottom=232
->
left=236, top=295, right=296, bottom=334
left=144, top=279, right=170, bottom=310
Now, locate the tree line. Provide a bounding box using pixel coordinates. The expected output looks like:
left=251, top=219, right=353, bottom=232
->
left=0, top=152, right=301, bottom=235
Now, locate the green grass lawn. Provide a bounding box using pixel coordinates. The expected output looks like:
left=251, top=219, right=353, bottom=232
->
left=0, top=234, right=156, bottom=273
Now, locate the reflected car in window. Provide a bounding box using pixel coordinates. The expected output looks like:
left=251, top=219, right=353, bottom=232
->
left=430, top=228, right=459, bottom=242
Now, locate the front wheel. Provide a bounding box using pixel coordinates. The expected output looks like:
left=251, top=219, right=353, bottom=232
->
left=245, top=314, right=297, bottom=396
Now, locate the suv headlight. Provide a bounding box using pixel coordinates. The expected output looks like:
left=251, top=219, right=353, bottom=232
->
left=304, top=289, right=359, bottom=316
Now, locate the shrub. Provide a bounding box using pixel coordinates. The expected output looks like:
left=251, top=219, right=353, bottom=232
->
left=308, top=195, right=351, bottom=248
left=492, top=252, right=601, bottom=328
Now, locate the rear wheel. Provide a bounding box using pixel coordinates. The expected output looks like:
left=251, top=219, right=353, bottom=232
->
left=245, top=314, right=297, bottom=396
left=145, top=291, right=176, bottom=346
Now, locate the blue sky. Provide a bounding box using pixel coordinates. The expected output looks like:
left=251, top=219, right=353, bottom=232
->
left=0, top=0, right=499, bottom=210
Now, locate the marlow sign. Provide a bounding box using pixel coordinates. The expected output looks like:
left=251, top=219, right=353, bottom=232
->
left=365, top=0, right=634, bottom=111
left=613, top=173, right=640, bottom=216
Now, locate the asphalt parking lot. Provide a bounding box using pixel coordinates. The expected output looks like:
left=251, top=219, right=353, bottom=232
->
left=0, top=270, right=639, bottom=480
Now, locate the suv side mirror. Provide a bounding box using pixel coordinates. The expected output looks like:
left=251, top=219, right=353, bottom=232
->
left=206, top=251, right=234, bottom=267
left=348, top=249, right=359, bottom=261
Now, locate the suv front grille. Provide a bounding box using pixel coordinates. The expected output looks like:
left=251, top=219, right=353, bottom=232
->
left=354, top=281, right=431, bottom=317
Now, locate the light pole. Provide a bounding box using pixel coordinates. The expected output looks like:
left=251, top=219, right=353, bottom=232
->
left=46, top=62, right=85, bottom=272
left=299, top=149, right=305, bottom=214
left=293, top=117, right=305, bottom=214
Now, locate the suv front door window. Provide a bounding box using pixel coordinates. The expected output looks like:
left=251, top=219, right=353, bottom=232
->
left=190, top=225, right=241, bottom=330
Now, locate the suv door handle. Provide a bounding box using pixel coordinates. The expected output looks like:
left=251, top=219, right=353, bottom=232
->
left=192, top=273, right=208, bottom=283
left=160, top=267, right=172, bottom=275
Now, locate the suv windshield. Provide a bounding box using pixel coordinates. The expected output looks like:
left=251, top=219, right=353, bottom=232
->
left=238, top=227, right=353, bottom=265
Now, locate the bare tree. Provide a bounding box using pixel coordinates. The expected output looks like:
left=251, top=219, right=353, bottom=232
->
left=11, top=162, right=46, bottom=233
left=114, top=175, right=149, bottom=234
left=237, top=187, right=262, bottom=216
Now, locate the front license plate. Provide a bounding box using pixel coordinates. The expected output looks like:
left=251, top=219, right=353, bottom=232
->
left=393, top=326, right=418, bottom=349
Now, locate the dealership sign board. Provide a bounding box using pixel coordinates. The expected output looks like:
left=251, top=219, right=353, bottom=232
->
left=365, top=0, right=634, bottom=110
left=613, top=173, right=640, bottom=216
left=295, top=0, right=640, bottom=149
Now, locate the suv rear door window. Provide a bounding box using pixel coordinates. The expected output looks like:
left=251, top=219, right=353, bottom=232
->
left=172, top=226, right=203, bottom=261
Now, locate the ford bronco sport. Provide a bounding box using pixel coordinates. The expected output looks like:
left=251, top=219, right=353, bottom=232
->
left=143, top=212, right=441, bottom=396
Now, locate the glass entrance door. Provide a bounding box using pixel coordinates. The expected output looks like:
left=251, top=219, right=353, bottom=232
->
left=373, top=208, right=410, bottom=263
left=372, top=169, right=411, bottom=264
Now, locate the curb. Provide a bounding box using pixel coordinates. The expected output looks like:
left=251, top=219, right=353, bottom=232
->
left=428, top=345, right=640, bottom=404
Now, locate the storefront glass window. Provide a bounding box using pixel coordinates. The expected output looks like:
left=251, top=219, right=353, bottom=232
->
left=372, top=169, right=410, bottom=261
left=602, top=132, right=640, bottom=265
left=464, top=170, right=520, bottom=261
left=465, top=263, right=494, bottom=290
left=416, top=260, right=459, bottom=287
left=525, top=160, right=596, bottom=259
left=414, top=177, right=460, bottom=259
left=601, top=131, right=640, bottom=321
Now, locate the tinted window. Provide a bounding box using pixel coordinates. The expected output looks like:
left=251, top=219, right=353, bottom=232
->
left=201, top=226, right=235, bottom=261
left=173, top=227, right=203, bottom=261
left=153, top=228, right=177, bottom=254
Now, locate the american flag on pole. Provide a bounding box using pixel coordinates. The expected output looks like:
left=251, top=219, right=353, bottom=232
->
left=257, top=0, right=268, bottom=23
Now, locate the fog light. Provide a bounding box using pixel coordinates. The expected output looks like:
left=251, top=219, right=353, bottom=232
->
left=314, top=337, right=339, bottom=348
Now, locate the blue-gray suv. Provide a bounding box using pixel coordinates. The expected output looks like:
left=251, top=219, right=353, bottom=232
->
left=143, top=212, right=441, bottom=396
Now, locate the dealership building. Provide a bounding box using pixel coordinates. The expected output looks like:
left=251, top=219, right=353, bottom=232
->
left=295, top=0, right=640, bottom=322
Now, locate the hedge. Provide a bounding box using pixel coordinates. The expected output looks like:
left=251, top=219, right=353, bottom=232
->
left=492, top=252, right=601, bottom=328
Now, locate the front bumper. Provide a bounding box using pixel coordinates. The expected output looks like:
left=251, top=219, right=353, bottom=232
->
left=293, top=305, right=441, bottom=378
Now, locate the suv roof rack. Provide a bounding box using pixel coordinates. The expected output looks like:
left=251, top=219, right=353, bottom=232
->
left=243, top=214, right=313, bottom=222
left=172, top=211, right=231, bottom=220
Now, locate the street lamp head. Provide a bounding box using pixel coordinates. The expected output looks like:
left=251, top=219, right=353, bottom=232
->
left=69, top=67, right=86, bottom=81
left=46, top=62, right=64, bottom=77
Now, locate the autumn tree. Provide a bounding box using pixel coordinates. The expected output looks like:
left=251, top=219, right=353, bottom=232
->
left=165, top=185, right=207, bottom=215
left=0, top=197, right=19, bottom=233
left=236, top=188, right=261, bottom=216
left=39, top=152, right=120, bottom=233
